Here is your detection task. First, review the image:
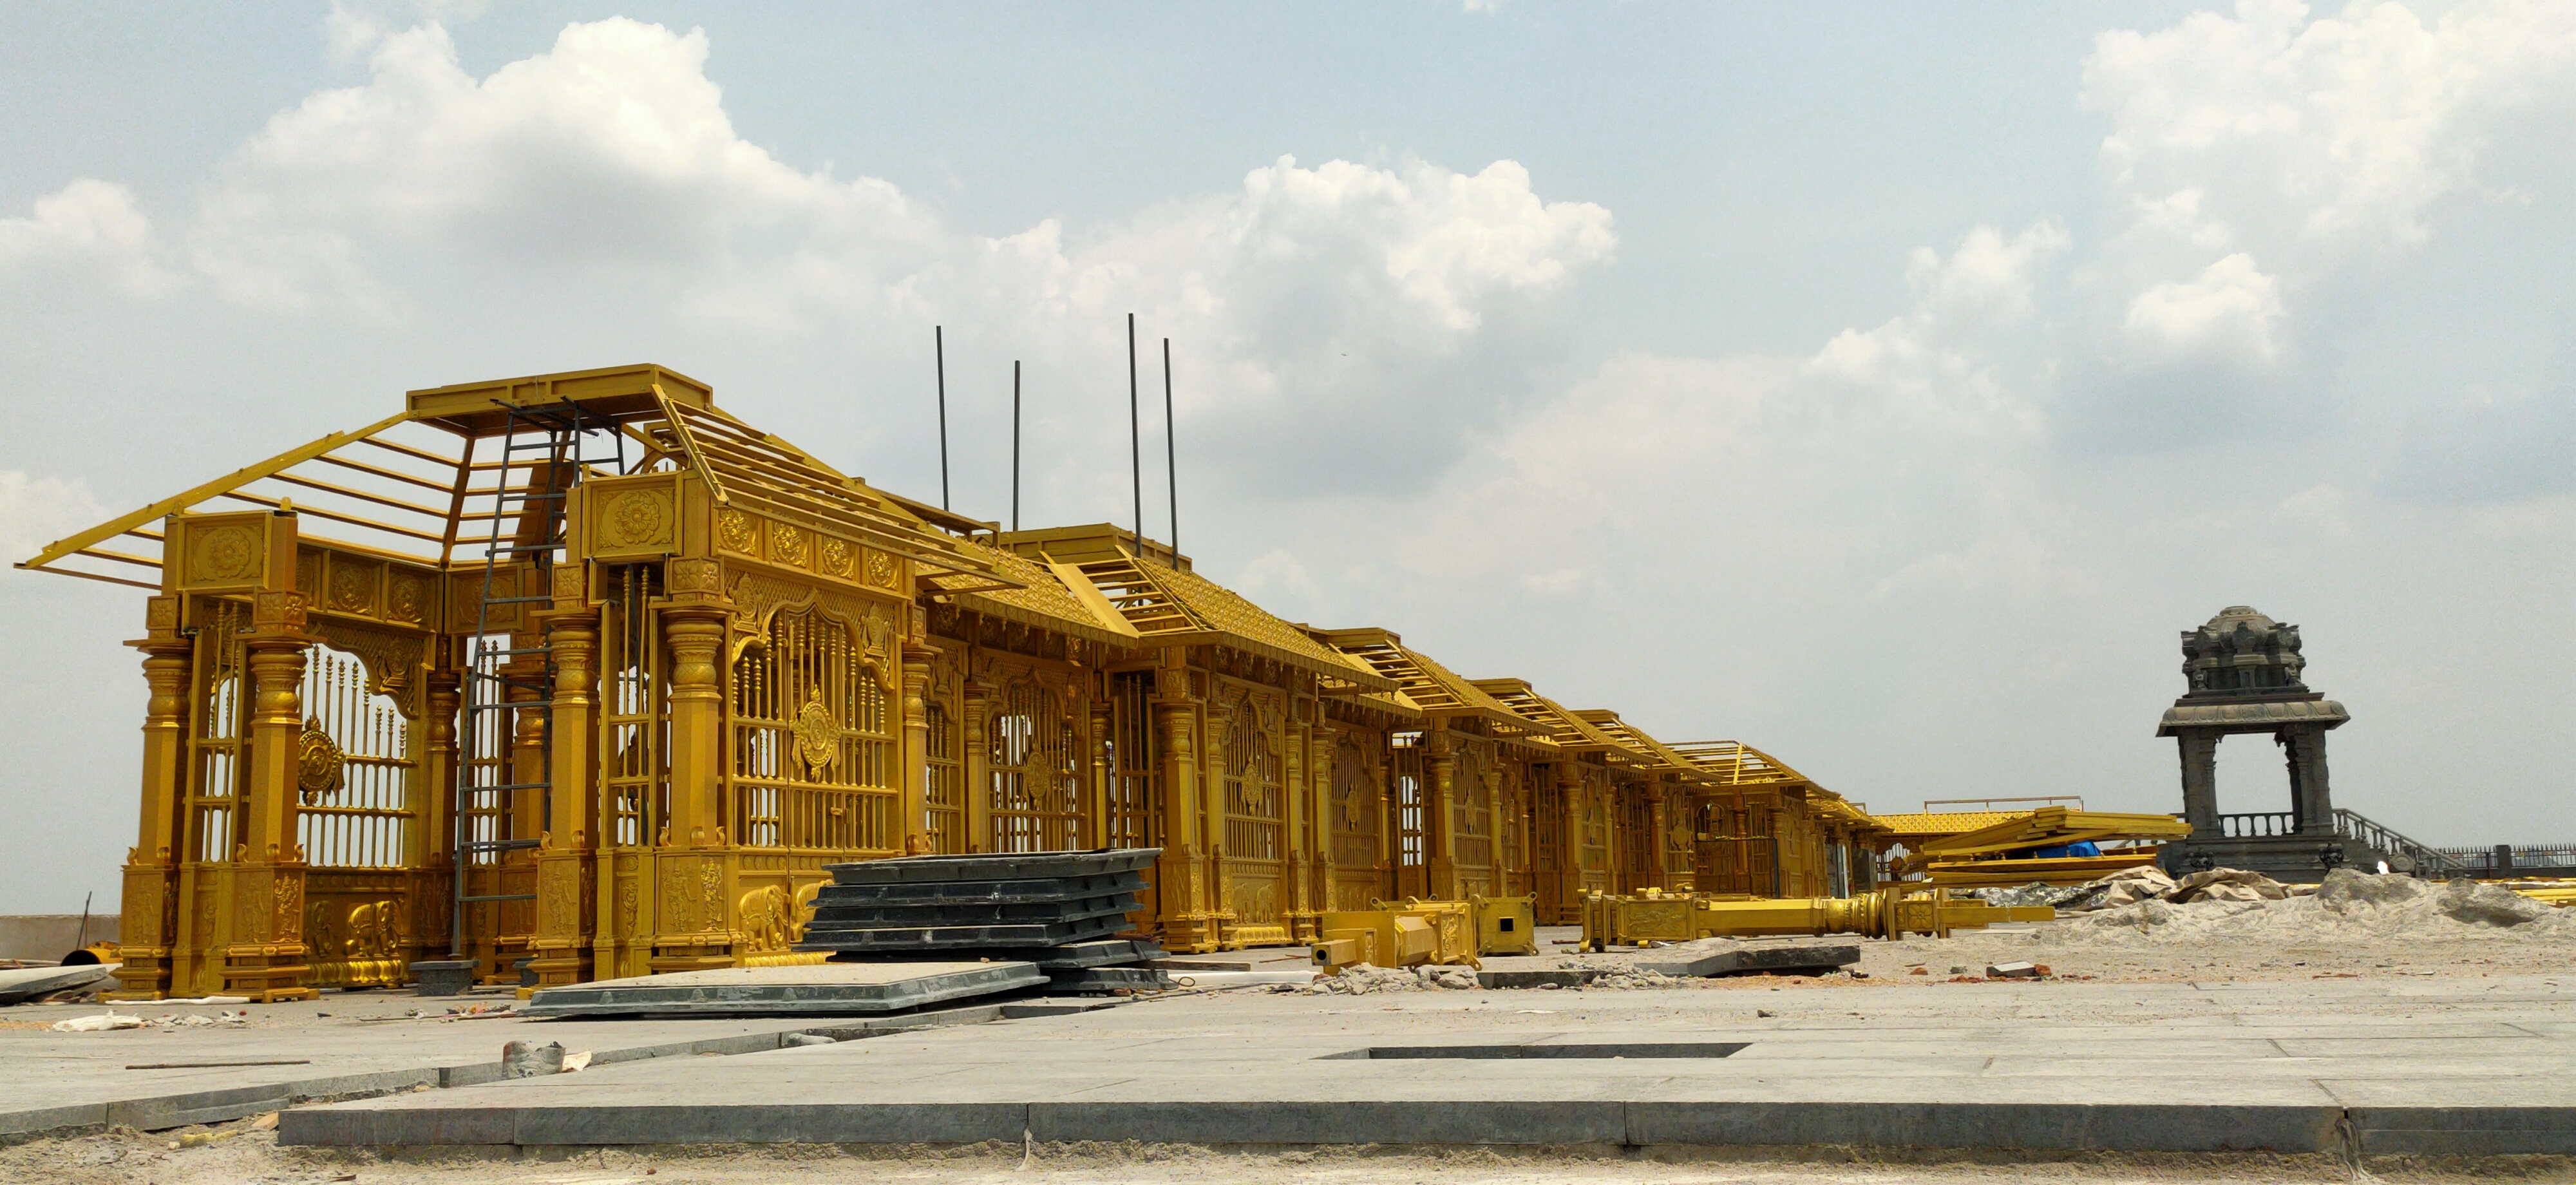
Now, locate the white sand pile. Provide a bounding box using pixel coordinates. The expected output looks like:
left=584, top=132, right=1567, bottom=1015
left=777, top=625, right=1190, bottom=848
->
left=2044, top=869, right=2576, bottom=945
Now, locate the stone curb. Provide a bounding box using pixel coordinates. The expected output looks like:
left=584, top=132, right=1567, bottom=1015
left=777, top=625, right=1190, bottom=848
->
left=274, top=1098, right=2576, bottom=1155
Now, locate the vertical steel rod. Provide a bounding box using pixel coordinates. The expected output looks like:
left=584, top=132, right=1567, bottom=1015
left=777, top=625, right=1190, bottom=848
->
left=1162, top=337, right=1177, bottom=559
left=935, top=325, right=951, bottom=510
left=1020, top=356, right=1030, bottom=533
left=1127, top=314, right=1143, bottom=548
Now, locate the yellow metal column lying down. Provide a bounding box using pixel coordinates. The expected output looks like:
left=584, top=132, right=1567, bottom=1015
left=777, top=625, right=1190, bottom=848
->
left=1580, top=886, right=2054, bottom=949
left=1895, top=806, right=2193, bottom=887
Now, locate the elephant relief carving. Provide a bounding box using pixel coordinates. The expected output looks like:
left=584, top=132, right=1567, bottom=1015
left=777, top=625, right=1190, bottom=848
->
left=737, top=886, right=793, bottom=954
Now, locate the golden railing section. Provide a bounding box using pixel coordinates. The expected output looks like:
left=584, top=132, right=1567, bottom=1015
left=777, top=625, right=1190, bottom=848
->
left=26, top=364, right=1909, bottom=996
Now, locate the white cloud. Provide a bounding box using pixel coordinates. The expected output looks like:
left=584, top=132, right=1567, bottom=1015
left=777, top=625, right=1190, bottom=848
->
left=2121, top=251, right=2287, bottom=363
left=162, top=15, right=1615, bottom=361
left=1802, top=222, right=2064, bottom=437
left=0, top=471, right=109, bottom=565
left=0, top=179, right=176, bottom=298
left=0, top=16, right=1610, bottom=501
left=1905, top=222, right=2069, bottom=325
left=2079, top=0, right=2576, bottom=399
left=2085, top=0, right=2576, bottom=254
left=325, top=0, right=490, bottom=64
left=187, top=19, right=935, bottom=317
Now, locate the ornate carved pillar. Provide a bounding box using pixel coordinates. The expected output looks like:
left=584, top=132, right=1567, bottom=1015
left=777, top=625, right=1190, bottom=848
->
left=220, top=590, right=317, bottom=1001
left=411, top=659, right=460, bottom=969
left=961, top=668, right=992, bottom=853
left=109, top=597, right=190, bottom=1000
left=528, top=600, right=598, bottom=989
left=2177, top=731, right=2221, bottom=839
left=651, top=558, right=735, bottom=974
left=1292, top=703, right=1329, bottom=941
left=1557, top=761, right=1584, bottom=915
left=1647, top=784, right=1672, bottom=893
left=1087, top=688, right=1113, bottom=853
left=1152, top=651, right=1215, bottom=951
left=900, top=624, right=938, bottom=855
left=1423, top=726, right=1457, bottom=901
left=1767, top=802, right=1792, bottom=897
left=1202, top=696, right=1235, bottom=943
left=660, top=609, right=726, bottom=848
left=1606, top=781, right=1630, bottom=895
left=478, top=649, right=545, bottom=980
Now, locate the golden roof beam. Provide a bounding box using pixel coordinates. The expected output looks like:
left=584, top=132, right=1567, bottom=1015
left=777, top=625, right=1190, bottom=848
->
left=17, top=408, right=416, bottom=576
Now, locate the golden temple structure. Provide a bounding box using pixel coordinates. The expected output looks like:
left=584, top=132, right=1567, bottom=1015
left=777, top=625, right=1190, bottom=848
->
left=19, top=365, right=1895, bottom=1000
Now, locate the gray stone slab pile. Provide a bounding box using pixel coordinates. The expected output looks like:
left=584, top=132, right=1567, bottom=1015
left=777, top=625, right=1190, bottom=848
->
left=521, top=962, right=1046, bottom=1019
left=797, top=848, right=1174, bottom=994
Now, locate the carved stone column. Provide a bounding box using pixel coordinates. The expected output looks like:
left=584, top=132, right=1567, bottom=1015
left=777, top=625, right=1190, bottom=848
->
left=2284, top=726, right=2334, bottom=835
left=109, top=598, right=191, bottom=1000
left=2177, top=731, right=2221, bottom=839
left=220, top=591, right=317, bottom=1002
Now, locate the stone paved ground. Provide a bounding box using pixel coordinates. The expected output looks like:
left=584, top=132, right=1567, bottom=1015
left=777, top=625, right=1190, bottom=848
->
left=11, top=1128, right=2546, bottom=1185
left=7, top=915, right=2573, bottom=1182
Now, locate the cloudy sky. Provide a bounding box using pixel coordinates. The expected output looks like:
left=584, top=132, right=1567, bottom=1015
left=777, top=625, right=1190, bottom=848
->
left=3, top=1, right=2570, bottom=910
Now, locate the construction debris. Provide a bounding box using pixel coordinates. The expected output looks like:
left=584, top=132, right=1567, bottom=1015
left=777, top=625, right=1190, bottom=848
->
left=1298, top=964, right=1481, bottom=995
left=499, top=1040, right=565, bottom=1078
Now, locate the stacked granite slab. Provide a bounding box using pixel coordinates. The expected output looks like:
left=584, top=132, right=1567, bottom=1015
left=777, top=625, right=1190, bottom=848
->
left=796, top=848, right=1172, bottom=994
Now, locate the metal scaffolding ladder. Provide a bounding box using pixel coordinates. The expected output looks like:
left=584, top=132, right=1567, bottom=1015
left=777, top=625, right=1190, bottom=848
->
left=450, top=401, right=625, bottom=966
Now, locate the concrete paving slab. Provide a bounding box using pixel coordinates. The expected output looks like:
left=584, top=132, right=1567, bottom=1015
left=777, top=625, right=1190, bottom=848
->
left=279, top=974, right=2576, bottom=1155
left=0, top=996, right=1018, bottom=1139
left=522, top=962, right=1043, bottom=1018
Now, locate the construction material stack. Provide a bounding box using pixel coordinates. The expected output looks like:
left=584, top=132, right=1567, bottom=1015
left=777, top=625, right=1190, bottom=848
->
left=794, top=848, right=1172, bottom=994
